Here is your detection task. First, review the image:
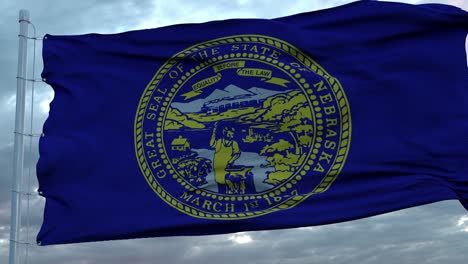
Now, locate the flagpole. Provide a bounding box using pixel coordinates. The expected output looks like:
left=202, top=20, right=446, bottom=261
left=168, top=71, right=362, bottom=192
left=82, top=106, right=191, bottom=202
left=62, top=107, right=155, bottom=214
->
left=9, top=9, right=30, bottom=264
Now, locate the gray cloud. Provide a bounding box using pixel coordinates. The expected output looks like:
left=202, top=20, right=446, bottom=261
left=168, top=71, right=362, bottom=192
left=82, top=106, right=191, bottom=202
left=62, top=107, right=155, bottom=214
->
left=0, top=0, right=467, bottom=263
left=1, top=200, right=465, bottom=264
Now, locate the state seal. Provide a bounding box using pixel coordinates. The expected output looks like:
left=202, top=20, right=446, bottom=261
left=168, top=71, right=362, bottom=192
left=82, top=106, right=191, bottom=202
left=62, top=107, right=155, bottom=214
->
left=134, top=35, right=351, bottom=219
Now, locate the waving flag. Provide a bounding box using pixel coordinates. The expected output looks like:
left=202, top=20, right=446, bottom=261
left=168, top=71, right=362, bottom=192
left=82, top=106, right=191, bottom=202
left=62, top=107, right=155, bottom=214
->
left=37, top=0, right=468, bottom=245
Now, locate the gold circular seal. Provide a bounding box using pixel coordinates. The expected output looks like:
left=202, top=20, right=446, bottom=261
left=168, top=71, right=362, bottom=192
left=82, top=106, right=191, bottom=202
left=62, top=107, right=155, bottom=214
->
left=135, top=35, right=351, bottom=219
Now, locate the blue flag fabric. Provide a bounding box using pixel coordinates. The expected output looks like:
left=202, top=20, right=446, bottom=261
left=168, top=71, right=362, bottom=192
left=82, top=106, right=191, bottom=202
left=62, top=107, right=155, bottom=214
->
left=38, top=1, right=468, bottom=245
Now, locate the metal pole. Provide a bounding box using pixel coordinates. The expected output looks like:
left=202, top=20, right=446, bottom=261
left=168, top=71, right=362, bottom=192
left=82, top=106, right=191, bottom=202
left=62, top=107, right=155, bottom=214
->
left=9, top=9, right=29, bottom=264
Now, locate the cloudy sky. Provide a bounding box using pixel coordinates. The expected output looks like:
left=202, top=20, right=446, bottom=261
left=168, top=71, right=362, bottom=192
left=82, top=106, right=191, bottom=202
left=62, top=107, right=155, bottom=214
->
left=0, top=0, right=467, bottom=263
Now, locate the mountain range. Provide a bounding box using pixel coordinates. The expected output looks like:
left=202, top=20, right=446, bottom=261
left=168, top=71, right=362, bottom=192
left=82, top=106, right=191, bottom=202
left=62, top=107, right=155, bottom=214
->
left=172, top=84, right=285, bottom=113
